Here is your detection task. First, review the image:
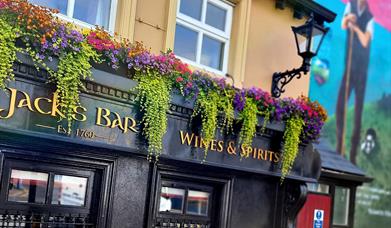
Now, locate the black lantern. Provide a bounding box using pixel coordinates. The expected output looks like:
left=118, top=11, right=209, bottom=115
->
left=271, top=15, right=329, bottom=98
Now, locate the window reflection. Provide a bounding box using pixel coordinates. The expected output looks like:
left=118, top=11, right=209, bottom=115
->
left=8, top=170, right=48, bottom=204
left=333, top=186, right=350, bottom=225
left=51, top=175, right=88, bottom=207
left=159, top=187, right=185, bottom=213
left=201, top=35, right=224, bottom=70
left=205, top=2, right=227, bottom=31
left=174, top=24, right=198, bottom=61
left=186, top=190, right=209, bottom=216
left=29, top=0, right=68, bottom=14
left=73, top=0, right=112, bottom=28
left=180, top=0, right=203, bottom=20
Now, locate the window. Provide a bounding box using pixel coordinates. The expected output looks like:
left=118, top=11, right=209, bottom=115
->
left=158, top=181, right=212, bottom=217
left=333, top=186, right=350, bottom=226
left=307, top=183, right=330, bottom=194
left=8, top=170, right=49, bottom=204
left=175, top=0, right=233, bottom=74
left=29, top=0, right=117, bottom=31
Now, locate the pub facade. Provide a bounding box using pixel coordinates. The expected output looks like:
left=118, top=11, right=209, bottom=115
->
left=0, top=1, right=357, bottom=228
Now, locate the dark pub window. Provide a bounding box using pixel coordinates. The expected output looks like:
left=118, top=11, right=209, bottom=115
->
left=0, top=159, right=98, bottom=228
left=152, top=169, right=231, bottom=228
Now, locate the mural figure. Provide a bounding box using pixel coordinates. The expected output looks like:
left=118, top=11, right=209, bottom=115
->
left=336, top=0, right=374, bottom=163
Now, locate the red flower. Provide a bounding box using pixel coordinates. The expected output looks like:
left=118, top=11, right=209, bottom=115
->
left=176, top=77, right=184, bottom=83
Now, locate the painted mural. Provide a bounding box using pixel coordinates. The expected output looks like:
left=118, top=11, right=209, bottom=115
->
left=310, top=0, right=391, bottom=227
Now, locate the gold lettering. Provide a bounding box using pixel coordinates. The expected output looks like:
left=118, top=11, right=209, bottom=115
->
left=257, top=149, right=265, bottom=160
left=268, top=151, right=274, bottom=161
left=227, top=141, right=236, bottom=155
left=217, top=141, right=224, bottom=152
left=180, top=131, right=194, bottom=145
left=96, top=107, right=111, bottom=127
left=17, top=91, right=34, bottom=112
left=125, top=117, right=138, bottom=133
left=200, top=137, right=209, bottom=149
left=194, top=135, right=199, bottom=148
left=72, top=106, right=87, bottom=121
left=51, top=92, right=65, bottom=118
left=274, top=152, right=281, bottom=162
left=0, top=88, right=17, bottom=119
left=210, top=140, right=217, bottom=151
left=253, top=148, right=258, bottom=159
left=111, top=112, right=125, bottom=132
left=34, top=97, right=52, bottom=115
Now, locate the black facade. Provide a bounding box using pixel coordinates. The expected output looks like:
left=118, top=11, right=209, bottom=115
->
left=0, top=54, right=322, bottom=228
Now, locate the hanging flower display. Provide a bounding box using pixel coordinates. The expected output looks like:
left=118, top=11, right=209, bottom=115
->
left=0, top=0, right=327, bottom=180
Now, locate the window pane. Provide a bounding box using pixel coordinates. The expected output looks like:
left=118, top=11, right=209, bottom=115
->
left=201, top=35, right=224, bottom=70
left=179, top=0, right=202, bottom=20
left=51, top=175, right=88, bottom=207
left=159, top=187, right=185, bottom=213
left=8, top=170, right=48, bottom=204
left=73, top=0, right=112, bottom=28
left=333, top=186, right=350, bottom=225
left=174, top=24, right=198, bottom=61
left=307, top=183, right=329, bottom=194
left=29, top=0, right=68, bottom=14
left=186, top=190, right=209, bottom=216
left=205, top=2, right=227, bottom=31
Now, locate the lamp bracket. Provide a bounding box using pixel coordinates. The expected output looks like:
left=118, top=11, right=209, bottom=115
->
left=271, top=62, right=310, bottom=98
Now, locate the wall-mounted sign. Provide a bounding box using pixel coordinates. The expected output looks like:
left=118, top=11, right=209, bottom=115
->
left=313, top=209, right=324, bottom=228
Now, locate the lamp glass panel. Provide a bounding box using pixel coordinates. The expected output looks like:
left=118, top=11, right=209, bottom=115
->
left=310, top=27, right=325, bottom=54
left=295, top=31, right=309, bottom=54
left=180, top=0, right=203, bottom=21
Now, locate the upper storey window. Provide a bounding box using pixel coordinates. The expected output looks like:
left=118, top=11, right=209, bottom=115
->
left=175, top=0, right=233, bottom=74
left=29, top=0, right=117, bottom=31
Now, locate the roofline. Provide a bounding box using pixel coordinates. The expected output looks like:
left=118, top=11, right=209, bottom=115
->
left=275, top=0, right=337, bottom=25
left=321, top=168, right=373, bottom=184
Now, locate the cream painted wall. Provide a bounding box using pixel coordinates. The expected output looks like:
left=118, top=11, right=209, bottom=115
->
left=244, top=0, right=309, bottom=97
left=125, top=0, right=310, bottom=97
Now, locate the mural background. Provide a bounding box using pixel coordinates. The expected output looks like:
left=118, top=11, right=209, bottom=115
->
left=310, top=0, right=391, bottom=227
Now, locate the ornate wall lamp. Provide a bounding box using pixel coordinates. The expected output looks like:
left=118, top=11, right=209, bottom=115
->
left=271, top=15, right=329, bottom=98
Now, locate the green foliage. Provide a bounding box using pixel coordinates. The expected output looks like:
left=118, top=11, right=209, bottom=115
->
left=193, top=90, right=220, bottom=161
left=0, top=18, right=19, bottom=89
left=55, top=42, right=100, bottom=130
left=238, top=98, right=258, bottom=152
left=135, top=70, right=172, bottom=161
left=281, top=116, right=304, bottom=181
left=218, top=91, right=234, bottom=134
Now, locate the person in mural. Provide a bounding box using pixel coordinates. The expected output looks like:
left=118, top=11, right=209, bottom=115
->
left=336, top=0, right=374, bottom=164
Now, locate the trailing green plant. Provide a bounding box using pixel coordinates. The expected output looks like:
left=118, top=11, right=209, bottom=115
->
left=259, top=111, right=270, bottom=135
left=238, top=98, right=258, bottom=156
left=0, top=18, right=19, bottom=89
left=135, top=70, right=172, bottom=161
left=281, top=116, right=305, bottom=182
left=218, top=90, right=234, bottom=135
left=192, top=90, right=220, bottom=161
left=55, top=42, right=100, bottom=130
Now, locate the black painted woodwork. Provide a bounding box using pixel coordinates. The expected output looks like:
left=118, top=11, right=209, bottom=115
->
left=0, top=53, right=321, bottom=227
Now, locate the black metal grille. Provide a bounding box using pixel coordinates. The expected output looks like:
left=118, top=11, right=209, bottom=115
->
left=0, top=212, right=95, bottom=228
left=154, top=218, right=209, bottom=228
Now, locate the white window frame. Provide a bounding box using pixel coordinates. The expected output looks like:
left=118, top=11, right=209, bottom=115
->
left=175, top=0, right=233, bottom=75
left=33, top=0, right=118, bottom=33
